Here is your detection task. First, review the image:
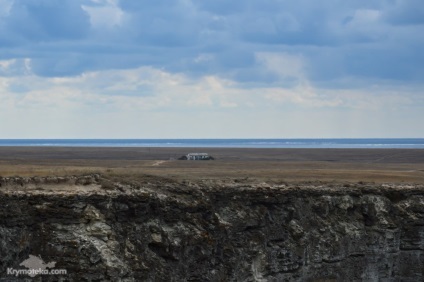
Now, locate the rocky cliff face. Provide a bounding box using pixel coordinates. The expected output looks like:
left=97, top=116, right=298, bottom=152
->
left=0, top=175, right=423, bottom=281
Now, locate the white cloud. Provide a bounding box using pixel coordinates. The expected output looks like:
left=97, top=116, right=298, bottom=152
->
left=1, top=64, right=419, bottom=112
left=0, top=0, right=422, bottom=138
left=256, top=52, right=305, bottom=80
left=1, top=64, right=420, bottom=139
left=0, top=59, right=15, bottom=69
left=194, top=53, right=214, bottom=64
left=82, top=1, right=124, bottom=29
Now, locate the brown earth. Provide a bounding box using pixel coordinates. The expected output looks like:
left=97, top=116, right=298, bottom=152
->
left=0, top=147, right=423, bottom=184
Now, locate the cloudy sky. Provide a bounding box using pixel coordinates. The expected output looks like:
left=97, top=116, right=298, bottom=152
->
left=0, top=0, right=423, bottom=138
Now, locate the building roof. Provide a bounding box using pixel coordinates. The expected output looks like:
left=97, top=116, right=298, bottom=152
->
left=187, top=153, right=209, bottom=156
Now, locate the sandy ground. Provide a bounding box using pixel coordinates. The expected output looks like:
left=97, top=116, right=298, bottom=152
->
left=0, top=147, right=424, bottom=183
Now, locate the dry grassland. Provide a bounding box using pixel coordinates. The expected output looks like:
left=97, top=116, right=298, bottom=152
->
left=0, top=147, right=423, bottom=184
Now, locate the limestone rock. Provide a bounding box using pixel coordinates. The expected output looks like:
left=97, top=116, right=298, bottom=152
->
left=0, top=176, right=423, bottom=281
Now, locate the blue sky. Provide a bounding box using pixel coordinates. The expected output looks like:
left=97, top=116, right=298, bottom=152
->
left=0, top=0, right=423, bottom=138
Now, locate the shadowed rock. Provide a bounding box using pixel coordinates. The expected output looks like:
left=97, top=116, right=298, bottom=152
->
left=0, top=175, right=423, bottom=281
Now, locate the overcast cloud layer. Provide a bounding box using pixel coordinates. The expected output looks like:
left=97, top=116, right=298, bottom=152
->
left=0, top=0, right=423, bottom=138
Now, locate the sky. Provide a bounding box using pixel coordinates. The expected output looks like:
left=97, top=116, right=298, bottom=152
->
left=0, top=0, right=423, bottom=138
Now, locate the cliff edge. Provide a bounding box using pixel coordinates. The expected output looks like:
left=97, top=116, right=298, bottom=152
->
left=0, top=175, right=423, bottom=281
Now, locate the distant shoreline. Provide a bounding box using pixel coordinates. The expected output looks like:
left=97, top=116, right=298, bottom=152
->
left=0, top=138, right=424, bottom=149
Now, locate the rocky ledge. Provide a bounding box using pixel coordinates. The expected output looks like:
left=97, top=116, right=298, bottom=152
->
left=0, top=175, right=424, bottom=281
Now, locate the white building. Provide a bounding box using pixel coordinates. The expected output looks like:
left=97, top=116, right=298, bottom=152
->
left=186, top=153, right=210, bottom=160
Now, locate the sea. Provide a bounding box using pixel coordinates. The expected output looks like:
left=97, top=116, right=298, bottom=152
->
left=0, top=139, right=423, bottom=149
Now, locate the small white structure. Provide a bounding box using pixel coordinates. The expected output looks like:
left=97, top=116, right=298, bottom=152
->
left=186, top=153, right=210, bottom=160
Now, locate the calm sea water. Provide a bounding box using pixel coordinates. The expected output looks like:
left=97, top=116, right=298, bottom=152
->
left=0, top=139, right=423, bottom=148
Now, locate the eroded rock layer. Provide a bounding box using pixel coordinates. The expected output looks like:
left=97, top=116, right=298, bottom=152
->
left=0, top=175, right=423, bottom=281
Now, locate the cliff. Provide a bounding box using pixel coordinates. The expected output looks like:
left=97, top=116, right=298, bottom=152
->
left=0, top=175, right=423, bottom=281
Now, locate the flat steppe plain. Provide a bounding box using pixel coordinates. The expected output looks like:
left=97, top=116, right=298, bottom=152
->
left=0, top=147, right=424, bottom=184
